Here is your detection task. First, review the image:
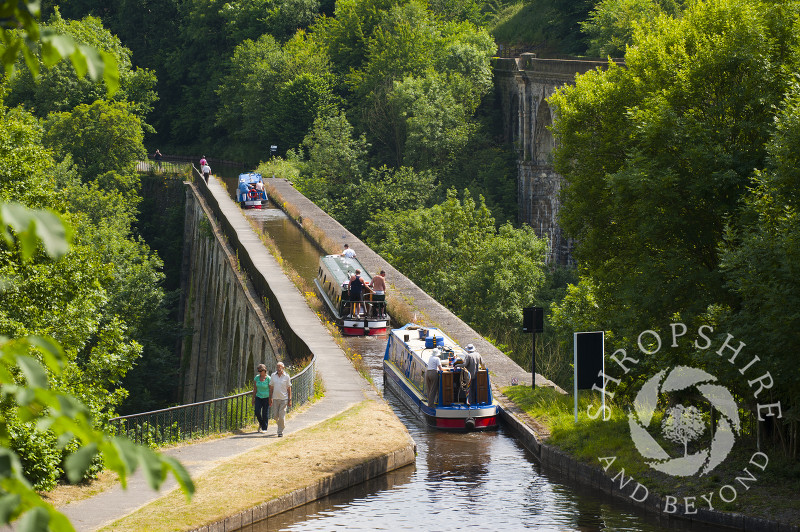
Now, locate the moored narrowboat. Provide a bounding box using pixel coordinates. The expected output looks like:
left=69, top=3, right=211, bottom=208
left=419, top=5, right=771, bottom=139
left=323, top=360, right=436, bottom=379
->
left=313, top=254, right=390, bottom=336
left=237, top=172, right=267, bottom=209
left=383, top=324, right=499, bottom=431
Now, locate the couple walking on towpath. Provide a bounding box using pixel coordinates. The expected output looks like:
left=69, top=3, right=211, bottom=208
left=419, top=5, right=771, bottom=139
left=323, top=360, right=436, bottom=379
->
left=253, top=362, right=292, bottom=437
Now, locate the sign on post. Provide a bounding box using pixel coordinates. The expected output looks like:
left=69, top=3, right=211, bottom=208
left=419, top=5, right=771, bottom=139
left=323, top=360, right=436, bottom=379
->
left=574, top=331, right=604, bottom=422
left=522, top=307, right=544, bottom=387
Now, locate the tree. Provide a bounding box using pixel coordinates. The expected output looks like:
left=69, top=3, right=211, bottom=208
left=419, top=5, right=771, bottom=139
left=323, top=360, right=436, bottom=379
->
left=0, top=0, right=118, bottom=94
left=295, top=111, right=370, bottom=211
left=43, top=99, right=147, bottom=196
left=4, top=11, right=157, bottom=126
left=312, top=0, right=495, bottom=167
left=0, top=206, right=193, bottom=529
left=364, top=189, right=548, bottom=332
left=662, top=405, right=706, bottom=457
left=717, top=79, right=800, bottom=439
left=336, top=165, right=438, bottom=234
left=216, top=31, right=336, bottom=160
left=549, top=0, right=796, bottom=354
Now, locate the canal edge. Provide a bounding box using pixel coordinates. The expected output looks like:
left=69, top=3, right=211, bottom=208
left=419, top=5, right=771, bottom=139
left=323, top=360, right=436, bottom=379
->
left=187, top=441, right=416, bottom=532
left=496, top=395, right=798, bottom=532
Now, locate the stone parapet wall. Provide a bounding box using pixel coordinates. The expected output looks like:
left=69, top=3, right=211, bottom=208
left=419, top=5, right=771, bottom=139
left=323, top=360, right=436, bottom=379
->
left=180, top=182, right=281, bottom=403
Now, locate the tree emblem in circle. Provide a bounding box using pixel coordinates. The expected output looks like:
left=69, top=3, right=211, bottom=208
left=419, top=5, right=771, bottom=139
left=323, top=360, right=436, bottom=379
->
left=628, top=366, right=740, bottom=476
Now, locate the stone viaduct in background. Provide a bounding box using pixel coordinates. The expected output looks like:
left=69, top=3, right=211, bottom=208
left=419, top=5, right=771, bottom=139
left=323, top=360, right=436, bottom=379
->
left=493, top=53, right=614, bottom=265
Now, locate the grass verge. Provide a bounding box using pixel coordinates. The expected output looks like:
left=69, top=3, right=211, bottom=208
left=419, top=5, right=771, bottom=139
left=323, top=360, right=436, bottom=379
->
left=504, top=386, right=800, bottom=525
left=99, top=399, right=412, bottom=531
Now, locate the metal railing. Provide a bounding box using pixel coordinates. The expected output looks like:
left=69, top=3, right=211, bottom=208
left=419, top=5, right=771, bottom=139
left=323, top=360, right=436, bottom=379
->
left=110, top=363, right=315, bottom=446
left=136, top=159, right=192, bottom=176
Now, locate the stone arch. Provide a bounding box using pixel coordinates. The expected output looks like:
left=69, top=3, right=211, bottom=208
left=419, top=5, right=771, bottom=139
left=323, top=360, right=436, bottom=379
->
left=533, top=100, right=554, bottom=166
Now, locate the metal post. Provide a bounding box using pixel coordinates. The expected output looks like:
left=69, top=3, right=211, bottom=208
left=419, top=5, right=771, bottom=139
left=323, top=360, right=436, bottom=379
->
left=531, top=332, right=536, bottom=389
left=574, top=332, right=578, bottom=424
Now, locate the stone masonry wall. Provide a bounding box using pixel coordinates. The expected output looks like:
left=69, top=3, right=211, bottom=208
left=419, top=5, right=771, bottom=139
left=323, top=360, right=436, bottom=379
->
left=180, top=184, right=280, bottom=403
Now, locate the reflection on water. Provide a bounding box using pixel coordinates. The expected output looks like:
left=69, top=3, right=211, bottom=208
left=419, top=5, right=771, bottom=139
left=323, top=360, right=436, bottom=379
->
left=236, top=204, right=727, bottom=532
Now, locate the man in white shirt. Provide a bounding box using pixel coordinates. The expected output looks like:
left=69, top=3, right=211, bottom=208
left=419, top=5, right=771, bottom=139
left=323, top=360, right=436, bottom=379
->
left=269, top=362, right=292, bottom=437
left=341, top=243, right=356, bottom=258
left=425, top=348, right=443, bottom=407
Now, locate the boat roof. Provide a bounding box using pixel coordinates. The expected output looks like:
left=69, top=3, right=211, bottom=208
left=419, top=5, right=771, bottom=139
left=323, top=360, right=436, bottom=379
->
left=319, top=254, right=373, bottom=285
left=239, top=172, right=263, bottom=184
left=390, top=324, right=468, bottom=365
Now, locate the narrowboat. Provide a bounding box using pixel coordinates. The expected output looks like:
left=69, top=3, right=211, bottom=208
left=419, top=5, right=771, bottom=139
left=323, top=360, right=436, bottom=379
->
left=237, top=172, right=267, bottom=209
left=383, top=324, right=499, bottom=431
left=313, top=254, right=390, bottom=336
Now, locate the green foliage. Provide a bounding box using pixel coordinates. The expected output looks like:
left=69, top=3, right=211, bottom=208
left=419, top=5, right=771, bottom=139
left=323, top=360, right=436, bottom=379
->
left=216, top=31, right=337, bottom=160
left=312, top=0, right=495, bottom=166
left=294, top=111, right=369, bottom=208
left=581, top=0, right=685, bottom=57
left=0, top=1, right=119, bottom=95
left=491, top=0, right=592, bottom=53
left=336, top=165, right=438, bottom=234
left=365, top=188, right=548, bottom=332
left=43, top=99, right=146, bottom=193
left=0, top=209, right=194, bottom=528
left=4, top=11, right=156, bottom=126
left=7, top=421, right=63, bottom=492
left=717, top=78, right=800, bottom=416
left=549, top=0, right=796, bottom=343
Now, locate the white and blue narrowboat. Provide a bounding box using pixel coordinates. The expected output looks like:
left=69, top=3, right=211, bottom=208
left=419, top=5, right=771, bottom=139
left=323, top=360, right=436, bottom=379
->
left=313, top=254, right=390, bottom=336
left=383, top=324, right=499, bottom=431
left=237, top=172, right=267, bottom=209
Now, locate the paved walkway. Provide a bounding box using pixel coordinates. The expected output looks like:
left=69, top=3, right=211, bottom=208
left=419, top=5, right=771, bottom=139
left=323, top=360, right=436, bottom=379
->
left=59, top=174, right=377, bottom=531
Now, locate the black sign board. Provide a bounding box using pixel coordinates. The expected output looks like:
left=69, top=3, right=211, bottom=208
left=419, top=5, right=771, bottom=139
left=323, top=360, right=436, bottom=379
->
left=575, top=331, right=604, bottom=390
left=522, top=307, right=544, bottom=333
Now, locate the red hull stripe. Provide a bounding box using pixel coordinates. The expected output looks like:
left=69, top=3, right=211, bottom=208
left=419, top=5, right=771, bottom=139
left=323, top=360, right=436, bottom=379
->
left=343, top=327, right=388, bottom=336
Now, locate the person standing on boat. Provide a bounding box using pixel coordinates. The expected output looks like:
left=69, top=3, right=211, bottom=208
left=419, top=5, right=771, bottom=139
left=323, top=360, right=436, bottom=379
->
left=348, top=269, right=370, bottom=317
left=463, top=344, right=484, bottom=405
left=341, top=244, right=356, bottom=258
left=255, top=178, right=265, bottom=199
left=253, top=364, right=270, bottom=433
left=425, top=348, right=443, bottom=408
left=269, top=362, right=292, bottom=437
left=369, top=270, right=387, bottom=317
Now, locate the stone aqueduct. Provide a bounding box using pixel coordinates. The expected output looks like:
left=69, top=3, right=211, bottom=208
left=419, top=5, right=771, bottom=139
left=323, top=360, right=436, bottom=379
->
left=175, top=55, right=614, bottom=402
left=493, top=54, right=611, bottom=265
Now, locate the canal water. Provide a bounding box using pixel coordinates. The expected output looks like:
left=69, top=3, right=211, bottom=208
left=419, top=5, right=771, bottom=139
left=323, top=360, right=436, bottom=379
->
left=221, top=184, right=723, bottom=531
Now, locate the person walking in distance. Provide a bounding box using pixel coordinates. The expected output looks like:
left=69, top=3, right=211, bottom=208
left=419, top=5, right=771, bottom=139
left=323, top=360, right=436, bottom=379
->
left=202, top=162, right=211, bottom=183
left=252, top=364, right=270, bottom=433
left=269, top=362, right=292, bottom=437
